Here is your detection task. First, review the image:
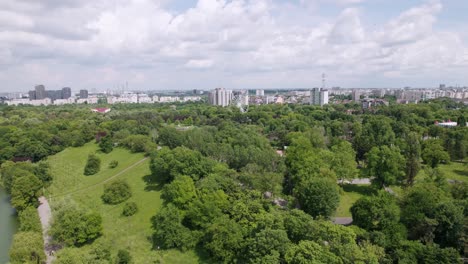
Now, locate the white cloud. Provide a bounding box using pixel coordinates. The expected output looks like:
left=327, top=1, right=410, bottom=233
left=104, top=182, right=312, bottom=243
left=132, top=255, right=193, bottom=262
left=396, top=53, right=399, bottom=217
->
left=185, top=59, right=214, bottom=69
left=0, top=0, right=467, bottom=91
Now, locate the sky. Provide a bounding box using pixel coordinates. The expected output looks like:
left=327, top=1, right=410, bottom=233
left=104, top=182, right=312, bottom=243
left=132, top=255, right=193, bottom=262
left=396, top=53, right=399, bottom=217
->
left=1, top=0, right=468, bottom=92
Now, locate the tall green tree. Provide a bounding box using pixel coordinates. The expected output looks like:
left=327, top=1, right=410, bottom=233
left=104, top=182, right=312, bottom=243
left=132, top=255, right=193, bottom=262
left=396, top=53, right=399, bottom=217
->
left=11, top=172, right=42, bottom=211
left=422, top=140, right=450, bottom=168
left=98, top=135, right=113, bottom=153
left=365, top=146, right=405, bottom=188
left=331, top=141, right=358, bottom=183
left=403, top=132, right=421, bottom=186
left=294, top=178, right=340, bottom=219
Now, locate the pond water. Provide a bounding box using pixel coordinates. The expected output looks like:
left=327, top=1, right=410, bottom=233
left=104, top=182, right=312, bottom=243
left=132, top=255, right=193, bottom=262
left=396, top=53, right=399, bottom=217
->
left=0, top=187, right=17, bottom=263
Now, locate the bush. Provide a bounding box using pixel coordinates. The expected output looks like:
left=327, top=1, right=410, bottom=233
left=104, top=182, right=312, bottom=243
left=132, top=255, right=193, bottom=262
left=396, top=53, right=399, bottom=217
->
left=122, top=202, right=138, bottom=216
left=84, top=154, right=101, bottom=175
left=116, top=249, right=132, bottom=264
left=109, top=160, right=119, bottom=169
left=99, top=136, right=113, bottom=154
left=9, top=232, right=46, bottom=264
left=19, top=206, right=42, bottom=232
left=50, top=204, right=102, bottom=246
left=102, top=180, right=132, bottom=204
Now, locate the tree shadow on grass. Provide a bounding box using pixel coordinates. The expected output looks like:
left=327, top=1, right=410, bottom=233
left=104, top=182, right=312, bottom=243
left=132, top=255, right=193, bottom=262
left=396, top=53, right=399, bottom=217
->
left=453, top=169, right=468, bottom=177
left=143, top=174, right=164, bottom=192
left=342, top=184, right=377, bottom=196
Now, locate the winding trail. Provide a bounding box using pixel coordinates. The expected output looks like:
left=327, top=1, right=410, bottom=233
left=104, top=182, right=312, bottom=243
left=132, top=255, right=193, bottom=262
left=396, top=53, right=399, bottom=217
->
left=37, top=196, right=55, bottom=264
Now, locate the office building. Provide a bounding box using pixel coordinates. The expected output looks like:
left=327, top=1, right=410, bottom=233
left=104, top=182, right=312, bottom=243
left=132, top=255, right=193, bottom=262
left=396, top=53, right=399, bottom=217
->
left=35, top=85, right=46, bottom=99
left=80, top=89, right=89, bottom=99
left=62, top=87, right=72, bottom=99
left=209, top=88, right=233, bottom=107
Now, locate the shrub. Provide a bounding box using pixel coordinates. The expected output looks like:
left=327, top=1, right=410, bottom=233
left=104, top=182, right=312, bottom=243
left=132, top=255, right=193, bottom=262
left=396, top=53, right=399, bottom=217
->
left=116, top=249, right=132, bottom=264
left=50, top=204, right=102, bottom=246
left=122, top=202, right=138, bottom=217
left=102, top=180, right=132, bottom=204
left=19, top=206, right=42, bottom=232
left=109, top=160, right=119, bottom=169
left=84, top=154, right=101, bottom=175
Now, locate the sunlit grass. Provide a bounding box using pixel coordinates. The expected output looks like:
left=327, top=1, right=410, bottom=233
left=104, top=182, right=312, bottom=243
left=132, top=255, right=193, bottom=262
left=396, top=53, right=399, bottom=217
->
left=46, top=142, right=202, bottom=263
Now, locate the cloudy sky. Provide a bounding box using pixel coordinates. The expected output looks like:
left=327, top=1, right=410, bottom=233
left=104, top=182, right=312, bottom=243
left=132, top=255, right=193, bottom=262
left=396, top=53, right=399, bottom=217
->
left=1, top=0, right=467, bottom=92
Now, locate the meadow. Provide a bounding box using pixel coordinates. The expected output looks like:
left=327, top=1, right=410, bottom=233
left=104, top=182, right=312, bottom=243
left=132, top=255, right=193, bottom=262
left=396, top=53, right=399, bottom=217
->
left=46, top=142, right=202, bottom=263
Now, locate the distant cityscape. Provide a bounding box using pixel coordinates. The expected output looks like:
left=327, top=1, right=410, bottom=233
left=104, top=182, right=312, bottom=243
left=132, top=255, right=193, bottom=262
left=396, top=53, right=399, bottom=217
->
left=1, top=84, right=467, bottom=109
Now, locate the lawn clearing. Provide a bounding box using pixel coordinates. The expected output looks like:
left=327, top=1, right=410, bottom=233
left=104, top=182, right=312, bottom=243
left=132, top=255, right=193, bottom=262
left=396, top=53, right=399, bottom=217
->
left=415, top=162, right=468, bottom=183
left=46, top=142, right=202, bottom=263
left=335, top=184, right=375, bottom=217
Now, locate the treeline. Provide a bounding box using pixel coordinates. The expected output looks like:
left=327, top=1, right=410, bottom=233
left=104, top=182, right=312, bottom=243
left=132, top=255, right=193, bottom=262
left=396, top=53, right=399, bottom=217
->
left=0, top=99, right=466, bottom=263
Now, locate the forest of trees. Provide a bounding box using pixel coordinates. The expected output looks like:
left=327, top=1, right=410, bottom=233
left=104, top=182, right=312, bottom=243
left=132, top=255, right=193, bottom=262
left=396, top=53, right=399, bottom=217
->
left=0, top=98, right=466, bottom=263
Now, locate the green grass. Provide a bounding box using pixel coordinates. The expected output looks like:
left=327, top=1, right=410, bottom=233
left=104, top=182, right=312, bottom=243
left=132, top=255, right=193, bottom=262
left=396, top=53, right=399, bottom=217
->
left=46, top=142, right=203, bottom=263
left=415, top=161, right=468, bottom=183
left=335, top=184, right=375, bottom=217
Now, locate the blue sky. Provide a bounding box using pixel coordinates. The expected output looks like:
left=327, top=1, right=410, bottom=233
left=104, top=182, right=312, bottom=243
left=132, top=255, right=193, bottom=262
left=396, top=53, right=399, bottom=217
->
left=0, top=0, right=467, bottom=91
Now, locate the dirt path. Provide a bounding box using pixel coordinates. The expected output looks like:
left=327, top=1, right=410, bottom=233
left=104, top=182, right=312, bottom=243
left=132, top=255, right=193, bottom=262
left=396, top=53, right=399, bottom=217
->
left=38, top=196, right=55, bottom=264
left=50, top=157, right=148, bottom=198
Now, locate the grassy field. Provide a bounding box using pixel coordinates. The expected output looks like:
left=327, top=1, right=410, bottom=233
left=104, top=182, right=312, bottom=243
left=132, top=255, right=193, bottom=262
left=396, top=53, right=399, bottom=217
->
left=46, top=142, right=202, bottom=263
left=335, top=184, right=374, bottom=217
left=415, top=162, right=468, bottom=183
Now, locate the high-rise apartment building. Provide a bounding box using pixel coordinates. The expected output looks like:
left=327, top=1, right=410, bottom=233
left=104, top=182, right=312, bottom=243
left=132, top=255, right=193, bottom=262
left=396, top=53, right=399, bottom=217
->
left=35, top=85, right=46, bottom=99
left=310, top=88, right=329, bottom=106
left=79, top=89, right=89, bottom=99
left=62, top=87, right=71, bottom=99
left=256, top=89, right=265, bottom=96
left=28, top=90, right=36, bottom=100
left=209, top=88, right=233, bottom=107
left=352, top=89, right=361, bottom=102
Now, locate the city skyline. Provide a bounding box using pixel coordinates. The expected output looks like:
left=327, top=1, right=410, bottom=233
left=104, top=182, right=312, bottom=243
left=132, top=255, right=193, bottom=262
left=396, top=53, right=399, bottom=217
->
left=1, top=0, right=468, bottom=92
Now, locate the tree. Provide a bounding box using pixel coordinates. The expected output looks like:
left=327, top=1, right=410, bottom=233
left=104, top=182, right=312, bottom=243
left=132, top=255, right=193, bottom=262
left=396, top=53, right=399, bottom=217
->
left=283, top=209, right=316, bottom=243
left=19, top=207, right=42, bottom=233
left=9, top=232, right=45, bottom=264
left=245, top=229, right=291, bottom=263
left=161, top=176, right=197, bottom=209
left=204, top=216, right=245, bottom=262
left=102, top=180, right=132, bottom=204
left=152, top=203, right=198, bottom=251
left=84, top=153, right=101, bottom=175
left=331, top=141, right=358, bottom=183
left=11, top=172, right=42, bottom=211
left=50, top=204, right=102, bottom=246
left=285, top=240, right=342, bottom=264
left=122, top=135, right=155, bottom=153
left=150, top=147, right=215, bottom=183
left=99, top=135, right=113, bottom=153
left=294, top=178, right=340, bottom=219
left=351, top=191, right=400, bottom=232
left=457, top=115, right=466, bottom=127
left=116, top=249, right=132, bottom=264
left=122, top=202, right=138, bottom=217
left=403, top=132, right=421, bottom=186
left=422, top=140, right=450, bottom=168
left=365, top=146, right=405, bottom=188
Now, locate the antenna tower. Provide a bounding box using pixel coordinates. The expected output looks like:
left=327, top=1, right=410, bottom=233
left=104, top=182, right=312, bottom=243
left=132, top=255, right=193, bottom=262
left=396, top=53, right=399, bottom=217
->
left=322, top=73, right=326, bottom=89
